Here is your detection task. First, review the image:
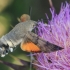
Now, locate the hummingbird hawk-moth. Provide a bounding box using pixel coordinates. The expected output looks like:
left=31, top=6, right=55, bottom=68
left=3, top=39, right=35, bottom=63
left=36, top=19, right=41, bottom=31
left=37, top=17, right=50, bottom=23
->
left=0, top=14, right=63, bottom=57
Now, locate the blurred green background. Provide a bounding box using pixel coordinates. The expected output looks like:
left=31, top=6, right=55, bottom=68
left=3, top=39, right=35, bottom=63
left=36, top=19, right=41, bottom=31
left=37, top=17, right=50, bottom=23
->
left=0, top=0, right=69, bottom=70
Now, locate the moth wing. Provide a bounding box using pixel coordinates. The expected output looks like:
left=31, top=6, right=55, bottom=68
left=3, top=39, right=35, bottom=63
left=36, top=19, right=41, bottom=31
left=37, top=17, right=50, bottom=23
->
left=21, top=32, right=63, bottom=53
left=21, top=41, right=40, bottom=52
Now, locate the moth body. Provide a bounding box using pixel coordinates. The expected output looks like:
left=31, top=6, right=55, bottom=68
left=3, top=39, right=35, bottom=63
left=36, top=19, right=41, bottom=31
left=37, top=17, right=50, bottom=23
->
left=0, top=14, right=63, bottom=57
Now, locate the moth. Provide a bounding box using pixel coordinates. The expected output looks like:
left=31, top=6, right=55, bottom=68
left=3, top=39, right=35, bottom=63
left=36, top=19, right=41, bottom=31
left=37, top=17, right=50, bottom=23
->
left=0, top=14, right=63, bottom=57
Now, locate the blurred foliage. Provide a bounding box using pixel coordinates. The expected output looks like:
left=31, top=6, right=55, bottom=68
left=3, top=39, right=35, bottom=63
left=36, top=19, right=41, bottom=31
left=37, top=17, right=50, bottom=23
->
left=0, top=0, right=13, bottom=12
left=0, top=0, right=70, bottom=70
left=0, top=13, right=12, bottom=37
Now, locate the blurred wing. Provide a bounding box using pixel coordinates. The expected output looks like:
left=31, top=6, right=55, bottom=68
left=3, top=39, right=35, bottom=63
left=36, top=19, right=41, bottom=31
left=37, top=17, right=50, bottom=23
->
left=21, top=32, right=63, bottom=53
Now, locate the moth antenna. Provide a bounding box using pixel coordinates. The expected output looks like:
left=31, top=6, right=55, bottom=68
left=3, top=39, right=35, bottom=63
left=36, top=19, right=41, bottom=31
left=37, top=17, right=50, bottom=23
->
left=29, top=6, right=32, bottom=19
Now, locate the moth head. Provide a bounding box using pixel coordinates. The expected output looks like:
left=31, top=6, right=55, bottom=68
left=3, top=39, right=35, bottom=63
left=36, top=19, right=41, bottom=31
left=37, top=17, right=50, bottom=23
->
left=18, top=14, right=30, bottom=22
left=30, top=20, right=38, bottom=29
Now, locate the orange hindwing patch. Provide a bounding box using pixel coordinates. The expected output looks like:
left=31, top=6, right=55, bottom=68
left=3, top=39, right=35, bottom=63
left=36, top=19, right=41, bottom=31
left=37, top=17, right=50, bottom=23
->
left=21, top=42, right=41, bottom=52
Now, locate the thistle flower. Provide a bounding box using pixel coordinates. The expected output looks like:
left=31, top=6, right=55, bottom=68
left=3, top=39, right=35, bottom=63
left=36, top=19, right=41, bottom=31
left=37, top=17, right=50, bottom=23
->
left=34, top=2, right=70, bottom=70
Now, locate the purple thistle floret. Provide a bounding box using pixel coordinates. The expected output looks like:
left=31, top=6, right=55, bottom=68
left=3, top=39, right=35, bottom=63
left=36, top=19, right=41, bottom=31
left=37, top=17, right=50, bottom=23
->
left=34, top=2, right=70, bottom=70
